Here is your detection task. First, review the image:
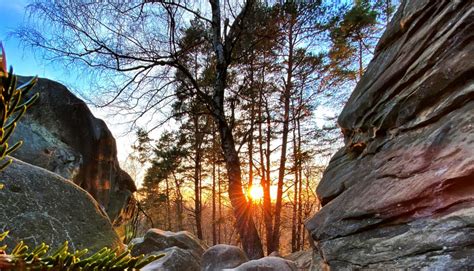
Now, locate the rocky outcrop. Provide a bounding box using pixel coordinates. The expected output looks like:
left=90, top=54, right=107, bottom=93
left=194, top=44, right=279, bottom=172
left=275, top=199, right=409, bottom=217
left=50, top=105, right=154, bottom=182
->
left=0, top=158, right=122, bottom=252
left=10, top=77, right=136, bottom=225
left=305, top=0, right=473, bottom=270
left=201, top=245, right=248, bottom=271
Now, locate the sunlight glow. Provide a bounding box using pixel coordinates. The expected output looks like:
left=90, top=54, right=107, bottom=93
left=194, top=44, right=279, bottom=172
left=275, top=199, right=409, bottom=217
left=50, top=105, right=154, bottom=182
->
left=247, top=184, right=279, bottom=202
left=248, top=184, right=264, bottom=201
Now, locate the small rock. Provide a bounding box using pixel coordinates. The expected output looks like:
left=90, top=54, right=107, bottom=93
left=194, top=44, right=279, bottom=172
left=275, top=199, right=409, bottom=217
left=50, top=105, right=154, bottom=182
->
left=131, top=229, right=206, bottom=258
left=142, top=246, right=200, bottom=271
left=227, top=256, right=298, bottom=271
left=268, top=251, right=281, bottom=257
left=201, top=244, right=248, bottom=271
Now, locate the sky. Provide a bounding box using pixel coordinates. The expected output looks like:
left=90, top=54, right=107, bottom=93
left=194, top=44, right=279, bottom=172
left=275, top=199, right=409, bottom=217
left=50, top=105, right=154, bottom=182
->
left=0, top=0, right=338, bottom=179
left=0, top=0, right=57, bottom=79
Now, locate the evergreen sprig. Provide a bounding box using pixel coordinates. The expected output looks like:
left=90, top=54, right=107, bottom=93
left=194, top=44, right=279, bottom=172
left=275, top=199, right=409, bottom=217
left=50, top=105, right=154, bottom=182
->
left=0, top=42, right=39, bottom=171
left=0, top=231, right=162, bottom=270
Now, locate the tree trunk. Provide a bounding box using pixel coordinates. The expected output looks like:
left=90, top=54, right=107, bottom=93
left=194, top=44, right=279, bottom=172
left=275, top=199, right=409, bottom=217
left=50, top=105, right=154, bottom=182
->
left=173, top=174, right=184, bottom=230
left=215, top=112, right=263, bottom=259
left=193, top=114, right=203, bottom=240
left=272, top=16, right=294, bottom=253
left=218, top=164, right=222, bottom=244
left=209, top=0, right=263, bottom=259
left=291, top=115, right=299, bottom=252
left=165, top=177, right=171, bottom=230
left=296, top=115, right=303, bottom=251
left=212, top=129, right=217, bottom=245
left=257, top=78, right=273, bottom=255
left=263, top=96, right=274, bottom=254
left=359, top=39, right=363, bottom=81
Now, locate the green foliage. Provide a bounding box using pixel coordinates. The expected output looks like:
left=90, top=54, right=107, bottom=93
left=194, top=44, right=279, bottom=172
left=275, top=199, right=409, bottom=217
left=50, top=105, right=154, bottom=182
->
left=131, top=128, right=153, bottom=165
left=143, top=131, right=187, bottom=190
left=327, top=0, right=388, bottom=79
left=0, top=46, right=39, bottom=171
left=0, top=231, right=162, bottom=270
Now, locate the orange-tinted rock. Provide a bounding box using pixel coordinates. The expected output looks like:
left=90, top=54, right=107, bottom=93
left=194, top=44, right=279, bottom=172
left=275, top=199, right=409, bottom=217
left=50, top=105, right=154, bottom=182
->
left=10, top=77, right=136, bottom=225
left=305, top=0, right=474, bottom=269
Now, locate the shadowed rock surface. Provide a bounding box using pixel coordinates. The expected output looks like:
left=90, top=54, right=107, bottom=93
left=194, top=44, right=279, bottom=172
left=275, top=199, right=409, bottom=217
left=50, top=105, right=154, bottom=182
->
left=0, top=158, right=122, bottom=252
left=201, top=244, right=248, bottom=271
left=226, top=256, right=298, bottom=271
left=141, top=246, right=200, bottom=271
left=131, top=229, right=206, bottom=257
left=10, top=77, right=136, bottom=225
left=305, top=0, right=474, bottom=270
left=131, top=229, right=206, bottom=271
left=284, top=250, right=312, bottom=271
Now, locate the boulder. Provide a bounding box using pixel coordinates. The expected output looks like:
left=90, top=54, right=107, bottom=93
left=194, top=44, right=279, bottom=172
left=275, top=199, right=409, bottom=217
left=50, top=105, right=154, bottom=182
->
left=227, top=256, right=298, bottom=271
left=0, top=158, right=122, bottom=252
left=305, top=0, right=474, bottom=270
left=131, top=229, right=206, bottom=258
left=131, top=229, right=206, bottom=271
left=10, top=76, right=136, bottom=225
left=141, top=246, right=200, bottom=271
left=201, top=244, right=248, bottom=271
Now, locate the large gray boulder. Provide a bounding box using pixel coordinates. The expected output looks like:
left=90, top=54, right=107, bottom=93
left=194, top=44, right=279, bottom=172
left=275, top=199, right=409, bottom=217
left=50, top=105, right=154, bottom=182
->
left=10, top=77, right=136, bottom=225
left=227, top=256, right=298, bottom=271
left=201, top=244, right=248, bottom=271
left=305, top=0, right=474, bottom=270
left=0, top=158, right=122, bottom=252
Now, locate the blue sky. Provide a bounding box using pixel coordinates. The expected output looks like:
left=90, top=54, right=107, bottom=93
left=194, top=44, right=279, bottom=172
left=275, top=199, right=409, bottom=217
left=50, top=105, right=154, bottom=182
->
left=0, top=0, right=64, bottom=80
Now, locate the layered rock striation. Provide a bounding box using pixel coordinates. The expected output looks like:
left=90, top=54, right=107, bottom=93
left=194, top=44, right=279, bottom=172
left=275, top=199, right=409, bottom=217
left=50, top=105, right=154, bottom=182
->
left=306, top=0, right=473, bottom=269
left=10, top=77, right=136, bottom=225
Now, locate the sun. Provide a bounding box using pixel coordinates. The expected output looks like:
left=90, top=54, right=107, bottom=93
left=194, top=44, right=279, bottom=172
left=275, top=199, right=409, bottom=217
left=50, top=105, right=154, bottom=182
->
left=248, top=184, right=264, bottom=201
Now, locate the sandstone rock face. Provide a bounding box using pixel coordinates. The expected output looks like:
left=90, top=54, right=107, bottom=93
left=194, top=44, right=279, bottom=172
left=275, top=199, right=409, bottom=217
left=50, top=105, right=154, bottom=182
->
left=305, top=0, right=473, bottom=270
left=226, top=256, right=298, bottom=271
left=201, top=244, right=248, bottom=271
left=10, top=77, right=136, bottom=225
left=0, top=158, right=122, bottom=252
